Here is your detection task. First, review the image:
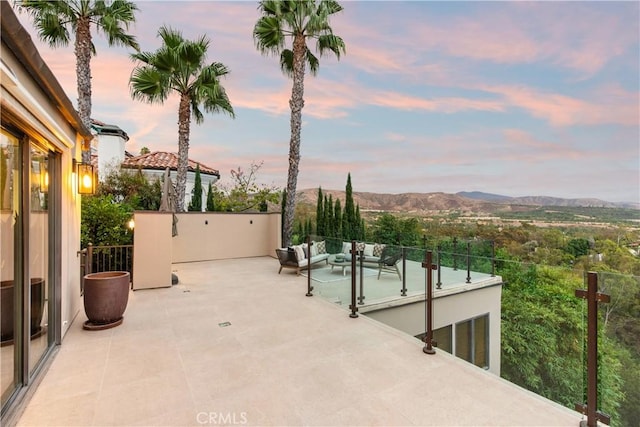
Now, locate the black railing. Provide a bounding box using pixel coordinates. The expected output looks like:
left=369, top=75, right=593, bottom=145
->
left=80, top=244, right=134, bottom=293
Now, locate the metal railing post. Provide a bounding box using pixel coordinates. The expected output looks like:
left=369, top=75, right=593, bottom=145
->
left=349, top=240, right=358, bottom=318
left=466, top=241, right=471, bottom=284
left=436, top=243, right=442, bottom=289
left=452, top=237, right=458, bottom=271
left=306, top=235, right=313, bottom=297
left=491, top=240, right=496, bottom=277
left=422, top=250, right=436, bottom=355
left=401, top=247, right=407, bottom=296
left=87, top=243, right=93, bottom=275
left=575, top=272, right=611, bottom=427
left=358, top=247, right=365, bottom=305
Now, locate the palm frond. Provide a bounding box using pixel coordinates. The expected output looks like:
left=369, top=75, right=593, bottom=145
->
left=253, top=16, right=284, bottom=55
left=279, top=49, right=294, bottom=77
left=317, top=34, right=345, bottom=59
left=129, top=66, right=170, bottom=104
left=306, top=48, right=319, bottom=76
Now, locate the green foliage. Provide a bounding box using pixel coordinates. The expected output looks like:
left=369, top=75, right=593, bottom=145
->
left=316, top=187, right=324, bottom=236
left=81, top=195, right=133, bottom=248
left=188, top=165, right=202, bottom=211
left=97, top=168, right=161, bottom=210
left=566, top=238, right=590, bottom=257
left=343, top=173, right=356, bottom=239
left=499, top=264, right=626, bottom=424
left=369, top=213, right=422, bottom=246
left=206, top=181, right=215, bottom=212
left=207, top=162, right=280, bottom=212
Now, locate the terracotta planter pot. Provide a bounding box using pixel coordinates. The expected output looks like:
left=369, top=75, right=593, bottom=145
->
left=1, top=278, right=45, bottom=345
left=83, top=271, right=130, bottom=330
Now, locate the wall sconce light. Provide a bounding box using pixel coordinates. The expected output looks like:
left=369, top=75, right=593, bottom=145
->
left=76, top=161, right=95, bottom=195
left=128, top=218, right=135, bottom=230
left=40, top=164, right=49, bottom=193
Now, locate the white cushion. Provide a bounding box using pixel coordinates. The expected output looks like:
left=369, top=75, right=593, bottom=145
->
left=364, top=244, right=374, bottom=257
left=293, top=245, right=306, bottom=261
left=310, top=242, right=318, bottom=257
left=342, top=242, right=351, bottom=254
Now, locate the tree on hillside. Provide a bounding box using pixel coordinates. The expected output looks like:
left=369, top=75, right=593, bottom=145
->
left=253, top=0, right=346, bottom=246
left=188, top=164, right=202, bottom=211
left=19, top=0, right=139, bottom=163
left=130, top=26, right=234, bottom=212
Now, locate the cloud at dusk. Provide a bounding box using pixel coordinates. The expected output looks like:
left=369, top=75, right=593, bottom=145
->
left=11, top=1, right=639, bottom=203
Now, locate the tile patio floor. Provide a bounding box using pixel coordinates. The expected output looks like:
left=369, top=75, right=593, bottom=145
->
left=16, top=257, right=582, bottom=426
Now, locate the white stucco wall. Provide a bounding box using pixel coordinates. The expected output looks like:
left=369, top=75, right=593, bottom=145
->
left=95, top=133, right=126, bottom=181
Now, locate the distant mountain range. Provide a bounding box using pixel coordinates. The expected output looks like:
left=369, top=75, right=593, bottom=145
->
left=456, top=191, right=639, bottom=209
left=297, top=189, right=639, bottom=213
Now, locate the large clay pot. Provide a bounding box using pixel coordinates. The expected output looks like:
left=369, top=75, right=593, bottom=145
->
left=83, top=271, right=130, bottom=330
left=1, top=278, right=45, bottom=344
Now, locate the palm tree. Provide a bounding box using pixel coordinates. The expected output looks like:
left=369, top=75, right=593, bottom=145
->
left=18, top=0, right=139, bottom=163
left=253, top=0, right=346, bottom=247
left=129, top=26, right=234, bottom=212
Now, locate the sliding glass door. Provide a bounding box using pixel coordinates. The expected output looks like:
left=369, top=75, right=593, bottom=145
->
left=0, top=128, right=57, bottom=413
left=0, top=129, right=19, bottom=407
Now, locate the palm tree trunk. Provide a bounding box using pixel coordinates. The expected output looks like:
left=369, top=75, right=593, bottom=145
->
left=75, top=16, right=93, bottom=164
left=175, top=93, right=192, bottom=212
left=283, top=34, right=307, bottom=246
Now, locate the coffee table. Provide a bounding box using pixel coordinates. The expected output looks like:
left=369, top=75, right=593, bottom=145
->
left=328, top=255, right=351, bottom=276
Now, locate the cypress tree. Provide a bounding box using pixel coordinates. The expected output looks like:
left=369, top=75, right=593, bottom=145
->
left=206, top=182, right=215, bottom=211
left=334, top=198, right=342, bottom=239
left=326, top=194, right=334, bottom=238
left=316, top=187, right=324, bottom=236
left=344, top=173, right=356, bottom=239
left=188, top=165, right=202, bottom=211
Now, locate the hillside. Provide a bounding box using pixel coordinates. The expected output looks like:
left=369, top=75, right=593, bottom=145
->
left=297, top=188, right=640, bottom=216
left=457, top=191, right=637, bottom=209
left=298, top=189, right=496, bottom=214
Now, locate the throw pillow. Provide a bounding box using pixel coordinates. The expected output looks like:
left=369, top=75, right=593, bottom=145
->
left=364, top=244, right=375, bottom=257
left=310, top=242, right=318, bottom=257
left=356, top=242, right=366, bottom=253
left=316, top=240, right=326, bottom=254
left=373, top=243, right=386, bottom=257
left=293, top=245, right=306, bottom=262
left=342, top=242, right=351, bottom=254
left=302, top=243, right=309, bottom=259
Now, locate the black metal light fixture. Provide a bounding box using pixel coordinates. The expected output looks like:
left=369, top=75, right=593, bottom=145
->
left=77, top=161, right=95, bottom=194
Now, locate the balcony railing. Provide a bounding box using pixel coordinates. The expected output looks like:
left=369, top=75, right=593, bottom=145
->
left=79, top=244, right=134, bottom=293
left=295, top=234, right=639, bottom=427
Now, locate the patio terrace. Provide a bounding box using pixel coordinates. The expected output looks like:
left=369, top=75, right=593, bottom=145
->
left=15, top=257, right=581, bottom=426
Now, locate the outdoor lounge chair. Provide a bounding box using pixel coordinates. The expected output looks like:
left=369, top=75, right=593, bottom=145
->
left=377, top=246, right=402, bottom=280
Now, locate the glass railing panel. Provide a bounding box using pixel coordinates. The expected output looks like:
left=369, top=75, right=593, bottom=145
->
left=596, top=271, right=639, bottom=427
left=497, top=264, right=585, bottom=415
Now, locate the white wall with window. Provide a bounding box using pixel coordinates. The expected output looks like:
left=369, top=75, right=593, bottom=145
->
left=365, top=284, right=502, bottom=375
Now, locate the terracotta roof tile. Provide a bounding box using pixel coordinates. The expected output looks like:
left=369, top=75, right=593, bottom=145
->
left=120, top=151, right=220, bottom=177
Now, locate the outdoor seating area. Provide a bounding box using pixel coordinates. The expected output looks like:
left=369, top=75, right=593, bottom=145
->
left=276, top=240, right=402, bottom=279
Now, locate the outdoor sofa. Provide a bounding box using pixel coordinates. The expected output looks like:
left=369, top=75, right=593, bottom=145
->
left=276, top=240, right=401, bottom=279
left=275, top=240, right=329, bottom=275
